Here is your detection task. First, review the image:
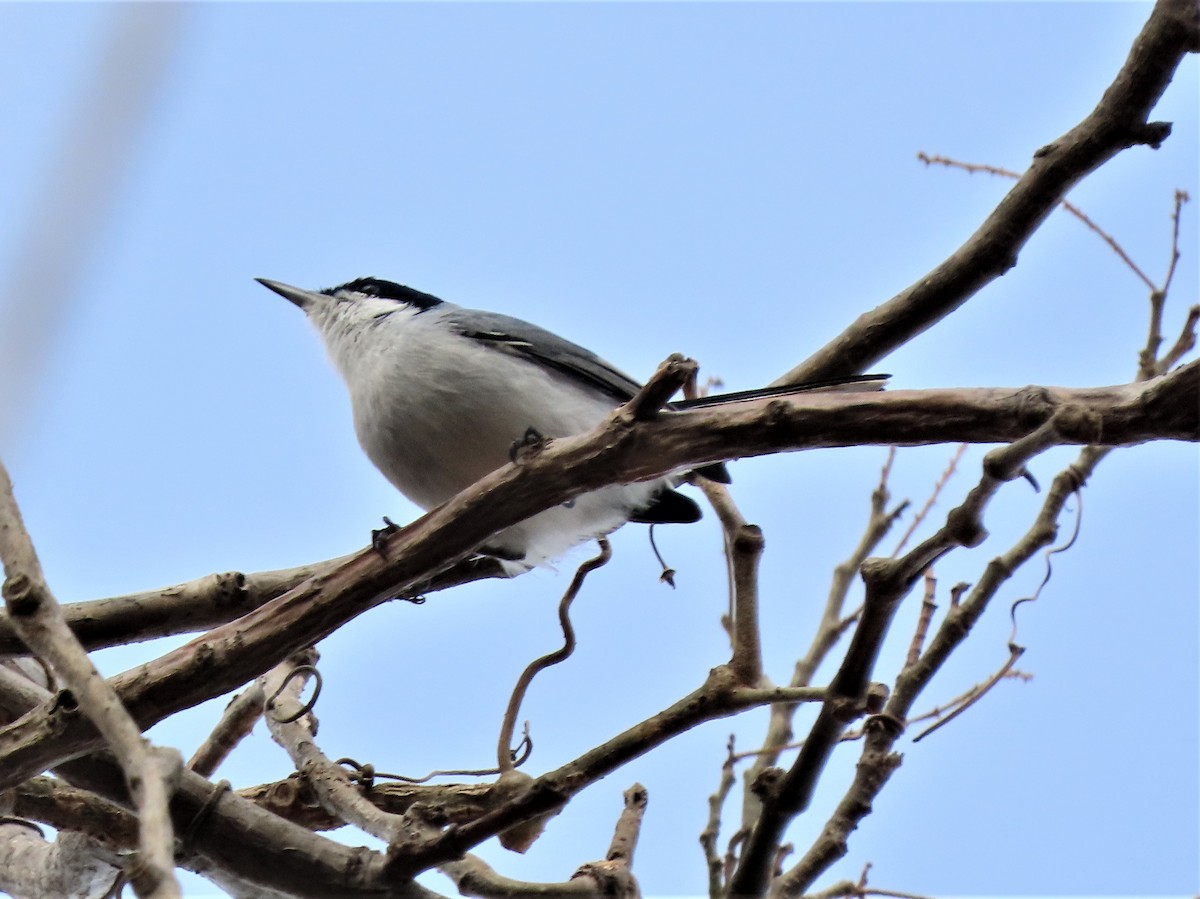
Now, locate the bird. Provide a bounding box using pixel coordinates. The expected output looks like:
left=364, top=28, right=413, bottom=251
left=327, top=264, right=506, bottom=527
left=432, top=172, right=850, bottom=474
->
left=258, top=276, right=882, bottom=571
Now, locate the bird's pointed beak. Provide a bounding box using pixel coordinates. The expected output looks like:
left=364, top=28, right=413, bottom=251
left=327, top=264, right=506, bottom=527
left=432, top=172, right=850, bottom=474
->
left=255, top=277, right=320, bottom=311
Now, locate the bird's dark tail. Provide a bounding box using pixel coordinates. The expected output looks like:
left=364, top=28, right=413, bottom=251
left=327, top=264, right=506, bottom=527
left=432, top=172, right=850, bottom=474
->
left=674, top=373, right=889, bottom=483
left=671, top=373, right=889, bottom=410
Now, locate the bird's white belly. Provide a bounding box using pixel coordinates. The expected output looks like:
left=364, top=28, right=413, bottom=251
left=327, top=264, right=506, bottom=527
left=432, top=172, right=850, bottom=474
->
left=350, top=351, right=659, bottom=565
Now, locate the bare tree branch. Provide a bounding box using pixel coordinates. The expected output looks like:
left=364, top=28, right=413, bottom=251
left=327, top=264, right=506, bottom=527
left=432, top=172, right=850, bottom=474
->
left=443, top=786, right=647, bottom=899
left=383, top=667, right=825, bottom=878
left=0, top=5, right=1194, bottom=893
left=0, top=660, right=432, bottom=897
left=2, top=372, right=1190, bottom=802
left=0, top=460, right=183, bottom=898
left=0, top=552, right=506, bottom=656
left=497, top=540, right=611, bottom=773
left=917, top=152, right=1158, bottom=290
left=0, top=819, right=119, bottom=899
left=700, top=736, right=738, bottom=898
left=772, top=0, right=1199, bottom=385
left=735, top=451, right=905, bottom=846
left=187, top=683, right=265, bottom=778
left=730, top=412, right=1082, bottom=894
left=773, top=445, right=1108, bottom=894
left=698, top=480, right=766, bottom=687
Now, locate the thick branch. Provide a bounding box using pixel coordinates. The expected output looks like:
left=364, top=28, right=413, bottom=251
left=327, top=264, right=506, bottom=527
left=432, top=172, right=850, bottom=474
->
left=773, top=0, right=1200, bottom=385
left=0, top=821, right=119, bottom=899
left=0, top=461, right=182, bottom=899
left=0, top=553, right=505, bottom=656
left=384, top=669, right=824, bottom=877
left=0, top=668, right=437, bottom=898
left=0, top=371, right=1193, bottom=796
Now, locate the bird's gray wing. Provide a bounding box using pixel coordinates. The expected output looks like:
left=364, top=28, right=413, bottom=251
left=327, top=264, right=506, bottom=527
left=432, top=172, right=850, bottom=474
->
left=443, top=308, right=732, bottom=484
left=444, top=308, right=643, bottom=402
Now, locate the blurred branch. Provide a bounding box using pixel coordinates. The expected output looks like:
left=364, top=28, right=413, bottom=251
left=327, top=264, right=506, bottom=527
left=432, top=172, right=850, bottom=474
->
left=890, top=445, right=966, bottom=557
left=701, top=736, right=739, bottom=898
left=443, top=786, right=646, bottom=898
left=903, top=569, right=939, bottom=669
left=911, top=643, right=1025, bottom=742
left=0, top=668, right=440, bottom=897
left=1159, top=189, right=1189, bottom=297
left=0, top=817, right=120, bottom=899
left=0, top=5, right=188, bottom=442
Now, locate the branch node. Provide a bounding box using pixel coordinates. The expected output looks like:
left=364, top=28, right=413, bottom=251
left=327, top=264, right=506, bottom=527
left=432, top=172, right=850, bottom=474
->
left=1052, top=405, right=1105, bottom=445
left=858, top=557, right=903, bottom=593
left=2, top=573, right=39, bottom=616
left=626, top=353, right=697, bottom=420
left=863, top=682, right=890, bottom=715
left=1133, top=120, right=1173, bottom=149
left=733, top=523, right=765, bottom=554
left=865, top=712, right=906, bottom=738
left=748, top=766, right=784, bottom=801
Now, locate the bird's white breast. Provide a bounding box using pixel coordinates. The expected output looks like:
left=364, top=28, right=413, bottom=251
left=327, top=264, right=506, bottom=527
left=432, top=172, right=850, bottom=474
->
left=323, top=305, right=660, bottom=565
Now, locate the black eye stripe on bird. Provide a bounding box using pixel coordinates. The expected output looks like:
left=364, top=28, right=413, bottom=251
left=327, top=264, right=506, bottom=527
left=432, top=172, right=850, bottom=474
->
left=256, top=276, right=887, bottom=573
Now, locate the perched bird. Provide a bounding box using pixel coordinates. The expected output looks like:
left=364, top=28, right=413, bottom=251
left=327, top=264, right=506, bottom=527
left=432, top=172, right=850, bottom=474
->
left=259, top=276, right=881, bottom=570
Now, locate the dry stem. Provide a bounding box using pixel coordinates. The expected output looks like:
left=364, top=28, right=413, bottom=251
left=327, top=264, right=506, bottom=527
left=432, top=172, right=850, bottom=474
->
left=496, top=539, right=611, bottom=772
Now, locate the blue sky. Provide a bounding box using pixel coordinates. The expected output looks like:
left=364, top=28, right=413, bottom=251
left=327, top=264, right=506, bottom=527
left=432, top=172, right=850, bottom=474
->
left=0, top=3, right=1196, bottom=897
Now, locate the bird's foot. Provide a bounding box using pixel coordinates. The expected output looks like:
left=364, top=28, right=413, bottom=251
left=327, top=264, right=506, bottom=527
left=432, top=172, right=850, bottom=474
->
left=509, top=426, right=548, bottom=463
left=371, top=516, right=400, bottom=554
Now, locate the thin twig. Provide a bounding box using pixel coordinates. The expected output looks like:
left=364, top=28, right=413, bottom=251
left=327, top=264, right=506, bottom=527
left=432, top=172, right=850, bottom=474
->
left=739, top=450, right=905, bottom=837
left=739, top=415, right=1078, bottom=895
left=894, top=669, right=1033, bottom=733
left=1159, top=189, right=1189, bottom=297
left=903, top=569, right=938, bottom=669
left=1008, top=485, right=1084, bottom=647
left=790, top=450, right=1110, bottom=895
left=1158, top=305, right=1200, bottom=374
left=917, top=152, right=1157, bottom=290
left=913, top=643, right=1026, bottom=742
left=496, top=539, right=611, bottom=772
left=700, top=735, right=737, bottom=898
left=1138, top=190, right=1192, bottom=378
left=891, top=444, right=966, bottom=557
left=350, top=726, right=532, bottom=785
